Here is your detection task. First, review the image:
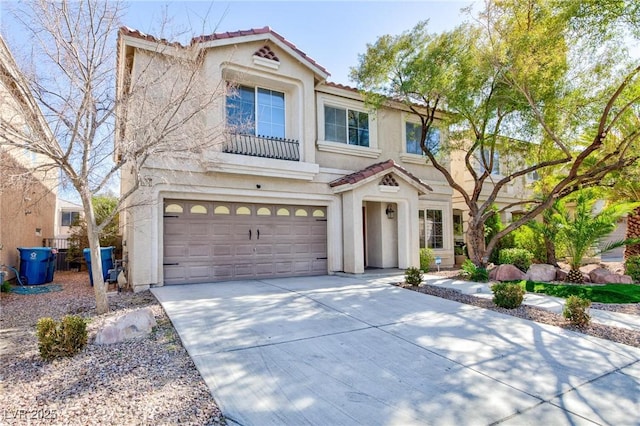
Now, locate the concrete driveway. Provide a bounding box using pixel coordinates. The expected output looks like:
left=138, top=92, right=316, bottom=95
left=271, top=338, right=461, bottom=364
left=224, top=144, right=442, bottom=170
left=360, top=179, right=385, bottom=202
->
left=152, top=275, right=640, bottom=426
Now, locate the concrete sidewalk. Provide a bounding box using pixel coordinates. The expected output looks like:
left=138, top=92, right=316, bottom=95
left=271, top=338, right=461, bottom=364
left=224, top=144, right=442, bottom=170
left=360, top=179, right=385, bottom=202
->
left=153, top=275, right=640, bottom=425
left=419, top=274, right=640, bottom=332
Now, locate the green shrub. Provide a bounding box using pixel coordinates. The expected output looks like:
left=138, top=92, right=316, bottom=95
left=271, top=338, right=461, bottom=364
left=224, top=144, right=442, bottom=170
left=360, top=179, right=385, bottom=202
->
left=498, top=248, right=534, bottom=272
left=563, top=295, right=591, bottom=326
left=625, top=256, right=640, bottom=283
left=461, top=259, right=489, bottom=282
left=405, top=267, right=423, bottom=286
left=1, top=281, right=11, bottom=293
left=491, top=282, right=525, bottom=308
left=36, top=315, right=88, bottom=361
left=419, top=248, right=435, bottom=271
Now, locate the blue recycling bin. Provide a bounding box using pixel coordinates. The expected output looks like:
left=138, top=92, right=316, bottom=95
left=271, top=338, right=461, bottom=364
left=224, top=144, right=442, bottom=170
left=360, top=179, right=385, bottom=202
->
left=45, top=249, right=57, bottom=283
left=83, top=247, right=114, bottom=286
left=18, top=247, right=52, bottom=285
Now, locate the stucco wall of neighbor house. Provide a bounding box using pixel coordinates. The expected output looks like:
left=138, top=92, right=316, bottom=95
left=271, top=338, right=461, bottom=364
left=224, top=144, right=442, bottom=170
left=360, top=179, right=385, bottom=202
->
left=0, top=151, right=56, bottom=279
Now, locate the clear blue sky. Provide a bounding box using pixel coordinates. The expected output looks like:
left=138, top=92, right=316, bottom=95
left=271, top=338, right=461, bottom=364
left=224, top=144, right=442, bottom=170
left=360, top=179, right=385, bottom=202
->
left=124, top=1, right=475, bottom=85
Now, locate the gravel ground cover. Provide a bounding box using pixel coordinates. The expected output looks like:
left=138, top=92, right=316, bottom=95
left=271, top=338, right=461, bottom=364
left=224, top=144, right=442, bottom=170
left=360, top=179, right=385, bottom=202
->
left=0, top=271, right=224, bottom=426
left=1, top=267, right=638, bottom=425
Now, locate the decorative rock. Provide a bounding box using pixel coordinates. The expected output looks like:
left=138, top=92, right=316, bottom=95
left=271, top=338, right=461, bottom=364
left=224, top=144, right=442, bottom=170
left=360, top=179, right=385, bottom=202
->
left=607, top=274, right=633, bottom=284
left=583, top=274, right=592, bottom=283
left=489, top=264, right=526, bottom=281
left=94, top=308, right=157, bottom=345
left=525, top=264, right=557, bottom=282
left=555, top=269, right=568, bottom=281
left=589, top=268, right=613, bottom=284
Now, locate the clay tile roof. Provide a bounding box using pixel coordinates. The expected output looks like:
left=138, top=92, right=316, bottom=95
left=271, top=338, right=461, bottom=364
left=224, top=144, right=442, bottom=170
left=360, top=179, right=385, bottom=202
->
left=192, top=26, right=329, bottom=77
left=324, top=81, right=360, bottom=93
left=119, top=27, right=186, bottom=48
left=329, top=159, right=432, bottom=193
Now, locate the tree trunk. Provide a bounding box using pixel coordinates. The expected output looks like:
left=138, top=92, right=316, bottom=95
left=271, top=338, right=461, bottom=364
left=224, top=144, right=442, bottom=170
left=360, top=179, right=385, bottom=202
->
left=625, top=207, right=640, bottom=259
left=80, top=190, right=109, bottom=314
left=466, top=222, right=487, bottom=267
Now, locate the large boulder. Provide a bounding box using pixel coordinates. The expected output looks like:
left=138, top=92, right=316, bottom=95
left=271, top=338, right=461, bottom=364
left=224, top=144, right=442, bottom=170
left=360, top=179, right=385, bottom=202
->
left=606, top=274, right=633, bottom=284
left=525, top=264, right=557, bottom=282
left=589, top=268, right=613, bottom=284
left=94, top=308, right=157, bottom=345
left=490, top=264, right=526, bottom=281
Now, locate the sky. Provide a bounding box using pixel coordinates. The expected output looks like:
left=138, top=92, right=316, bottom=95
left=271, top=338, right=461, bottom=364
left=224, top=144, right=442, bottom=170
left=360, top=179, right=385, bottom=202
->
left=122, top=1, right=475, bottom=85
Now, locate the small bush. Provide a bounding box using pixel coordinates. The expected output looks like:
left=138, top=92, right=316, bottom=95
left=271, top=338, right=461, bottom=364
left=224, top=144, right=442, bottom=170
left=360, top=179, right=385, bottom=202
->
left=1, top=281, right=11, bottom=293
left=625, top=256, right=640, bottom=283
left=36, top=315, right=88, bottom=361
left=461, top=259, right=489, bottom=282
left=419, top=248, right=435, bottom=271
left=405, top=267, right=423, bottom=286
left=491, top=282, right=525, bottom=308
left=498, top=248, right=534, bottom=272
left=563, top=295, right=591, bottom=326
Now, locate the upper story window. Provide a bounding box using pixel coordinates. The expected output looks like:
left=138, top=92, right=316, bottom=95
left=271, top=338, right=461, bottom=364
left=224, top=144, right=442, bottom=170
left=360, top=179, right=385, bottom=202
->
left=405, top=122, right=440, bottom=155
left=61, top=211, right=80, bottom=227
left=478, top=149, right=500, bottom=175
left=324, top=105, right=369, bottom=147
left=226, top=85, right=285, bottom=138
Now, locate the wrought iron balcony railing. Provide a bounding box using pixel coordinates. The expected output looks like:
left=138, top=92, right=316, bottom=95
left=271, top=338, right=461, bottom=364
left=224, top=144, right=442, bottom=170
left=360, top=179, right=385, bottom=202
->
left=223, top=133, right=300, bottom=161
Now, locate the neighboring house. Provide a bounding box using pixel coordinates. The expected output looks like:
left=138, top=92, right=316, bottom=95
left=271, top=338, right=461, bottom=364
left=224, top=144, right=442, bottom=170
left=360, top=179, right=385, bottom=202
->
left=450, top=140, right=540, bottom=242
left=54, top=199, right=83, bottom=241
left=117, top=27, right=455, bottom=291
left=0, top=36, right=57, bottom=280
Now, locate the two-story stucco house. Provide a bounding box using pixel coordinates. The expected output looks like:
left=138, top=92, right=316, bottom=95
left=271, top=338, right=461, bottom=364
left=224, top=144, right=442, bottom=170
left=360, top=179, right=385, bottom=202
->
left=117, top=27, right=455, bottom=291
left=0, top=36, right=57, bottom=280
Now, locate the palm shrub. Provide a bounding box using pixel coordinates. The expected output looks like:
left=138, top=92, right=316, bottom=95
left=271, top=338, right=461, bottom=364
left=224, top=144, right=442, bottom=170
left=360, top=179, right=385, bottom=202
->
left=405, top=267, right=423, bottom=286
left=553, top=190, right=640, bottom=283
left=563, top=295, right=591, bottom=326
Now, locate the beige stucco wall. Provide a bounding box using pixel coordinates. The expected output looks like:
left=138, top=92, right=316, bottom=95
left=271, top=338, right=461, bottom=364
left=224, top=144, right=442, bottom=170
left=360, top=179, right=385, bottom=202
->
left=119, top=32, right=457, bottom=289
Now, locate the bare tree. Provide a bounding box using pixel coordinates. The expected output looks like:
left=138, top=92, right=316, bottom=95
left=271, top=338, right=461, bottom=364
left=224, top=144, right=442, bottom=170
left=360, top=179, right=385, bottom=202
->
left=0, top=0, right=226, bottom=313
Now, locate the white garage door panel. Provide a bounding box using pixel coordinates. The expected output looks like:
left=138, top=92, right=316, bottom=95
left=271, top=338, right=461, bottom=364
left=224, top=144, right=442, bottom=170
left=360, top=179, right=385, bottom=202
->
left=163, top=201, right=327, bottom=284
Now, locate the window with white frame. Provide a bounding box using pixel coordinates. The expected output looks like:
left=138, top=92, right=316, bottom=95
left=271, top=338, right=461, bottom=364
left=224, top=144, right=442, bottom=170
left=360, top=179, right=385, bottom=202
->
left=324, top=105, right=369, bottom=147
left=226, top=85, right=285, bottom=138
left=61, top=211, right=80, bottom=227
left=405, top=122, right=440, bottom=155
left=419, top=209, right=443, bottom=249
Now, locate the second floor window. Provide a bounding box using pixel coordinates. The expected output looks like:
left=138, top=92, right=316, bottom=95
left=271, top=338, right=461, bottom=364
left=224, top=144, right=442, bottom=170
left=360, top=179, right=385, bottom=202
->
left=406, top=122, right=440, bottom=155
left=478, top=149, right=500, bottom=175
left=226, top=85, right=285, bottom=138
left=324, top=105, right=369, bottom=147
left=61, top=211, right=80, bottom=227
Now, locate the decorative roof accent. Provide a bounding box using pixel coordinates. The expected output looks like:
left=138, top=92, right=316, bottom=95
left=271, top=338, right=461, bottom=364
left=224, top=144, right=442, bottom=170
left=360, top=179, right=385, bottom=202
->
left=380, top=174, right=399, bottom=187
left=330, top=159, right=432, bottom=194
left=192, top=26, right=329, bottom=77
left=253, top=45, right=279, bottom=62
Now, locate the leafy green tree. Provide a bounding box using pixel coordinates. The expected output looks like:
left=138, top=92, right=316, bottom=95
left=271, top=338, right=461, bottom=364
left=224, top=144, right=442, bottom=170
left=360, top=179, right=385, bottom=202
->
left=351, top=0, right=640, bottom=267
left=553, top=190, right=640, bottom=283
left=68, top=195, right=122, bottom=264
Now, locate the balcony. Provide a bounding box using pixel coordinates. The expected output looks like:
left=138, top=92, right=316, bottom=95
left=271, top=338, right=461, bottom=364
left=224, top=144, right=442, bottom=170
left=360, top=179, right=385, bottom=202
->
left=223, top=133, right=300, bottom=161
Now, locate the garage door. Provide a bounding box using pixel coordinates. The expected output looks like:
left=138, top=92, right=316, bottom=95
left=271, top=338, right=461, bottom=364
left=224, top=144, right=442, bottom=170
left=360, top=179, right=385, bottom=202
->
left=163, top=200, right=328, bottom=284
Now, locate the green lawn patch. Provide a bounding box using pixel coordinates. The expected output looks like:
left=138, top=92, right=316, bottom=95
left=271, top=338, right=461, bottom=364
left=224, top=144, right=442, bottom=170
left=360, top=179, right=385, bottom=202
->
left=514, top=281, right=640, bottom=304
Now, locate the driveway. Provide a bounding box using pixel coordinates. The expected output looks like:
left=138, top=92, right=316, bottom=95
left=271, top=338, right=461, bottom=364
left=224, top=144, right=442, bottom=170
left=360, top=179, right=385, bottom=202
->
left=152, top=275, right=640, bottom=426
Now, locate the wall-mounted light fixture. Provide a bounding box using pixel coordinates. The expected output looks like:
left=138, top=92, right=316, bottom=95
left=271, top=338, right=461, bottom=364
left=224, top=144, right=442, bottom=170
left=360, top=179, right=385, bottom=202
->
left=385, top=204, right=396, bottom=219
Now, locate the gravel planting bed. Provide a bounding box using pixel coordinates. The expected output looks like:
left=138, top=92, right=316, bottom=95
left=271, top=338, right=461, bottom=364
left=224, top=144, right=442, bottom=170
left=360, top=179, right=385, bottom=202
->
left=1, top=271, right=224, bottom=425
